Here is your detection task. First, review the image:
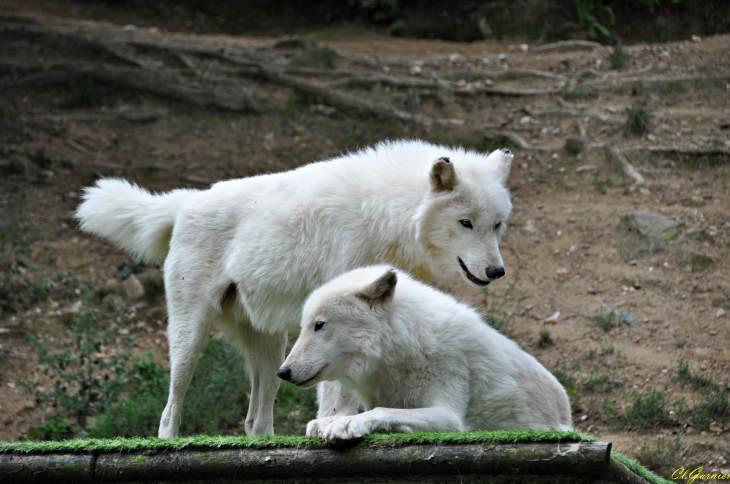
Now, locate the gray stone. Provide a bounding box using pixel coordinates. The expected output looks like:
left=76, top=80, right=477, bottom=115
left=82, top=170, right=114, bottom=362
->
left=121, top=274, right=145, bottom=301
left=621, top=211, right=683, bottom=239
left=102, top=294, right=125, bottom=311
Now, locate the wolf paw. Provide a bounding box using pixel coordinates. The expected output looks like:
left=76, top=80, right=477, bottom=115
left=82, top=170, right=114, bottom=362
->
left=306, top=416, right=338, bottom=439
left=322, top=415, right=370, bottom=444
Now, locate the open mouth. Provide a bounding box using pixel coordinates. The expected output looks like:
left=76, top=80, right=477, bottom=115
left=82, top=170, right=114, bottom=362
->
left=458, top=258, right=490, bottom=287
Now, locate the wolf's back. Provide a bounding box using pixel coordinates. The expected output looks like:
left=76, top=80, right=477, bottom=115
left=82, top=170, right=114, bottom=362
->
left=75, top=179, right=197, bottom=265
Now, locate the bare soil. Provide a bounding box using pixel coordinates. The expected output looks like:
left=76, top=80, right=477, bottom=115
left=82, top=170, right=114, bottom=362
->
left=1, top=0, right=729, bottom=479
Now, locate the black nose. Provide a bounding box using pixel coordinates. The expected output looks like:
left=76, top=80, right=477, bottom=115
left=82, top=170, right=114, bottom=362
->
left=486, top=266, right=505, bottom=280
left=277, top=367, right=291, bottom=382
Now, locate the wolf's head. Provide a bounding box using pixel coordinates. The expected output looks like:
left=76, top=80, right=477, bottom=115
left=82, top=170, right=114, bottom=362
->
left=416, top=148, right=513, bottom=288
left=277, top=267, right=397, bottom=388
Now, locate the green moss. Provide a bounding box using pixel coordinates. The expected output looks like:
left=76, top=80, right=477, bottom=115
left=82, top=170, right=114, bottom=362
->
left=1, top=429, right=594, bottom=454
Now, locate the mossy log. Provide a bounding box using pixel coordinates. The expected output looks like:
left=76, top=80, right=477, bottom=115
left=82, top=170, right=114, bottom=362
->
left=1, top=442, right=611, bottom=483
left=0, top=452, right=95, bottom=483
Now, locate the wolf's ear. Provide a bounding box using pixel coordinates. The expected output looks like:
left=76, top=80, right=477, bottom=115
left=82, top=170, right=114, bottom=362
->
left=487, top=148, right=513, bottom=185
left=430, top=157, right=457, bottom=192
left=356, top=269, right=398, bottom=306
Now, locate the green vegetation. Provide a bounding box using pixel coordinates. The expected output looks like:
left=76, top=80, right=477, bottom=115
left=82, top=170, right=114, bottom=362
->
left=676, top=359, right=730, bottom=426
left=625, top=100, right=652, bottom=136
left=26, top=292, right=132, bottom=430
left=569, top=0, right=615, bottom=40
left=623, top=390, right=672, bottom=429
left=90, top=339, right=260, bottom=438
left=0, top=165, right=48, bottom=314
left=614, top=231, right=665, bottom=262
left=552, top=362, right=577, bottom=394
left=1, top=429, right=596, bottom=453
left=591, top=169, right=610, bottom=194
left=610, top=45, right=628, bottom=70
left=562, top=82, right=597, bottom=102
left=538, top=325, right=552, bottom=346
left=586, top=308, right=631, bottom=332
left=25, top=288, right=318, bottom=440
left=637, top=436, right=682, bottom=479
left=584, top=371, right=624, bottom=393
left=27, top=414, right=80, bottom=441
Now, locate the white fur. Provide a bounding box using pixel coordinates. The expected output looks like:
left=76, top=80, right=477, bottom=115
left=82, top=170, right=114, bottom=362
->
left=282, top=266, right=573, bottom=443
left=75, top=140, right=514, bottom=438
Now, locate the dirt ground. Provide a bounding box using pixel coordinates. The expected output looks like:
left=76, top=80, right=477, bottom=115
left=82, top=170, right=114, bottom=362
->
left=1, top=0, right=729, bottom=479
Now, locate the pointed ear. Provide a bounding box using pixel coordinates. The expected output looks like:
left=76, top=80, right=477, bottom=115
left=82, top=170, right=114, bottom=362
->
left=356, top=269, right=398, bottom=306
left=429, top=157, right=457, bottom=192
left=488, top=148, right=513, bottom=184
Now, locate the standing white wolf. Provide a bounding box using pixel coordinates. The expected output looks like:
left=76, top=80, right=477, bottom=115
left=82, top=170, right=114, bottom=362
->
left=279, top=266, right=573, bottom=443
left=75, top=140, right=514, bottom=438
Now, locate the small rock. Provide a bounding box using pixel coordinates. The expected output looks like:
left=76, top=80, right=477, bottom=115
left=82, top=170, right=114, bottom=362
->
left=448, top=53, right=465, bottom=63
left=717, top=308, right=726, bottom=318
left=620, top=212, right=683, bottom=239
left=121, top=274, right=145, bottom=301
left=565, top=136, right=584, bottom=154
left=408, top=65, right=422, bottom=76
left=576, top=165, right=598, bottom=172
left=586, top=287, right=597, bottom=295
left=544, top=311, right=560, bottom=324
left=556, top=268, right=568, bottom=275
left=102, top=294, right=125, bottom=311
left=710, top=424, right=723, bottom=433
left=691, top=35, right=701, bottom=43
left=524, top=220, right=537, bottom=233
left=97, top=278, right=122, bottom=298
left=64, top=300, right=83, bottom=314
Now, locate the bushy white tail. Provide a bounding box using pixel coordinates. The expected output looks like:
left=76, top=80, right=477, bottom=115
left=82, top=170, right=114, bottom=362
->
left=75, top=179, right=196, bottom=265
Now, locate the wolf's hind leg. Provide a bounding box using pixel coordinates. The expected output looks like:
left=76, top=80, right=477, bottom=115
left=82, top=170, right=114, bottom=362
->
left=158, top=305, right=212, bottom=438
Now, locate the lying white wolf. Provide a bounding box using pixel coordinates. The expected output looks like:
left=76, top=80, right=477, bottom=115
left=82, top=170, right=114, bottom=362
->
left=279, top=266, right=573, bottom=443
left=76, top=140, right=514, bottom=438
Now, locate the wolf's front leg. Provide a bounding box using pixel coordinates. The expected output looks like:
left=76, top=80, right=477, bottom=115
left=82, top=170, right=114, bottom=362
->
left=309, top=382, right=360, bottom=438
left=321, top=406, right=464, bottom=444
left=316, top=381, right=360, bottom=418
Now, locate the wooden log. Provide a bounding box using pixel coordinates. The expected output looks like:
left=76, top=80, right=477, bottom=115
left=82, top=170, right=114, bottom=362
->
left=607, top=456, right=654, bottom=484
left=0, top=453, right=95, bottom=483
left=1, top=442, right=611, bottom=483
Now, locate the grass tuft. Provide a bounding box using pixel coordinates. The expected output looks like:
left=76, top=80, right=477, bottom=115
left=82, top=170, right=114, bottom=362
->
left=610, top=45, right=628, bottom=69
left=625, top=100, right=652, bottom=136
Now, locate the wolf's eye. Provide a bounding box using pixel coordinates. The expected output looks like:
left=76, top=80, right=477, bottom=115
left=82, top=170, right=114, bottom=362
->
left=494, top=222, right=502, bottom=231
left=459, top=220, right=473, bottom=229
left=314, top=321, right=326, bottom=332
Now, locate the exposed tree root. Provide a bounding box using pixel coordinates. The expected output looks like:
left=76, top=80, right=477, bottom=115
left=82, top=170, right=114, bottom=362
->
left=606, top=145, right=646, bottom=185
left=9, top=62, right=264, bottom=113
left=624, top=145, right=730, bottom=158
left=528, top=40, right=609, bottom=56
left=533, top=108, right=624, bottom=124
